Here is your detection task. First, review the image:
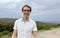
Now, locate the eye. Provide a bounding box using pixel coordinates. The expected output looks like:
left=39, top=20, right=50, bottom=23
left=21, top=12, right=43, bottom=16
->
left=23, top=10, right=30, bottom=12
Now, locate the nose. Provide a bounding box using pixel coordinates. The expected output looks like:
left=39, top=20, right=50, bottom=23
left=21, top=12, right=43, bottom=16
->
left=25, top=11, right=28, bottom=13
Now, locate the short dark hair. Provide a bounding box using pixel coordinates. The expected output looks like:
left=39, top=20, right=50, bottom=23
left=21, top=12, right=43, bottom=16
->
left=22, top=5, right=32, bottom=12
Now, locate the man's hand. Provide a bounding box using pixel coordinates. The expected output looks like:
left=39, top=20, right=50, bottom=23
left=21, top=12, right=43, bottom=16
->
left=12, top=30, right=17, bottom=38
left=33, top=31, right=38, bottom=38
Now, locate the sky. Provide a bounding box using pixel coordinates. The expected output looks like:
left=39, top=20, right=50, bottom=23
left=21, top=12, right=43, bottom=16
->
left=0, top=0, right=60, bottom=23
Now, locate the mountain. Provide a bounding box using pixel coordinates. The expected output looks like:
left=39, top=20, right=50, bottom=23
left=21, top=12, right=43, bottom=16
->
left=0, top=18, right=59, bottom=25
left=0, top=18, right=17, bottom=24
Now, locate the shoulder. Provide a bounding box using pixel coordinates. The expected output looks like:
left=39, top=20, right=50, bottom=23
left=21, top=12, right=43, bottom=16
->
left=29, top=19, right=36, bottom=24
left=15, top=18, right=22, bottom=23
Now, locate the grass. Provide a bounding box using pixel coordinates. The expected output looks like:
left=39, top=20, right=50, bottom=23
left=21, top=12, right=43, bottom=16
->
left=0, top=30, right=12, bottom=38
left=38, top=27, right=60, bottom=32
left=0, top=28, right=60, bottom=38
left=1, top=35, right=11, bottom=38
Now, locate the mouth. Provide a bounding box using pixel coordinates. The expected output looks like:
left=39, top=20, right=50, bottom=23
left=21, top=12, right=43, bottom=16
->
left=24, top=13, right=30, bottom=16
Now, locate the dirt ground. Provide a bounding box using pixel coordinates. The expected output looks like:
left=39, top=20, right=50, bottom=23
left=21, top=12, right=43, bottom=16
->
left=38, top=28, right=60, bottom=38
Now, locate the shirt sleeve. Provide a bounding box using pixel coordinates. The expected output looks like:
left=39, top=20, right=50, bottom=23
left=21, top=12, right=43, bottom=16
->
left=32, top=21, right=37, bottom=31
left=13, top=20, right=18, bottom=30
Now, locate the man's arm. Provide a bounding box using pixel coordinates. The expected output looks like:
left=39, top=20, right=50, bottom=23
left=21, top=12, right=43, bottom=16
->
left=33, top=31, right=38, bottom=38
left=12, top=30, right=17, bottom=38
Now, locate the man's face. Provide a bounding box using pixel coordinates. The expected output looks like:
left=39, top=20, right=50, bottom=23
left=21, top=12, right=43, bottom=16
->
left=22, top=7, right=31, bottom=18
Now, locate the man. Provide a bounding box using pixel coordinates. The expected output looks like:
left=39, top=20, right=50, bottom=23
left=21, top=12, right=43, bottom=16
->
left=12, top=5, right=38, bottom=38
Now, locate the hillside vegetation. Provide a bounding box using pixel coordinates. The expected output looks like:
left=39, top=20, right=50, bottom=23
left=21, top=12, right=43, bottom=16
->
left=0, top=18, right=60, bottom=38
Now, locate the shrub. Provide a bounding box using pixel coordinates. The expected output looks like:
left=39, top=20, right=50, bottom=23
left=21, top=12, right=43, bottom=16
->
left=1, top=30, right=9, bottom=35
left=0, top=22, right=14, bottom=32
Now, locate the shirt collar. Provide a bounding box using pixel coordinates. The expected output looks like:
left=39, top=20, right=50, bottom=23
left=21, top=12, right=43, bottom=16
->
left=21, top=18, right=30, bottom=22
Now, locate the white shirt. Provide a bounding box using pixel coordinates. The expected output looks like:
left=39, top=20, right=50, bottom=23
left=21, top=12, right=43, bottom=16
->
left=13, top=18, right=37, bottom=38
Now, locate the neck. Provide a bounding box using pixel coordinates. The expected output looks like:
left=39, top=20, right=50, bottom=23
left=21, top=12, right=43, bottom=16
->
left=23, top=17, right=29, bottom=22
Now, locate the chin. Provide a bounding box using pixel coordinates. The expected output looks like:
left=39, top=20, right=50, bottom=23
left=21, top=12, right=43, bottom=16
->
left=26, top=16, right=29, bottom=18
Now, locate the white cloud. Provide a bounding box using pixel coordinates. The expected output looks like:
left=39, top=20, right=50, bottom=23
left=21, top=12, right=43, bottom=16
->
left=0, top=0, right=60, bottom=23
left=0, top=0, right=10, bottom=4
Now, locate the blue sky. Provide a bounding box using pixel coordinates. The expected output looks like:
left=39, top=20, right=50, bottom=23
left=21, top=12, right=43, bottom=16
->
left=0, top=0, right=60, bottom=23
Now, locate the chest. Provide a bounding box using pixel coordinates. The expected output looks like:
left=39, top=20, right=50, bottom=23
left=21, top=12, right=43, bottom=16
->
left=17, top=21, right=33, bottom=32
